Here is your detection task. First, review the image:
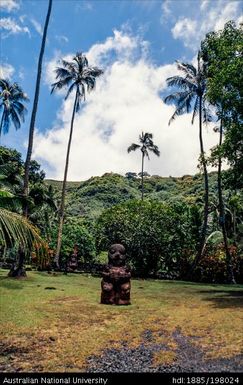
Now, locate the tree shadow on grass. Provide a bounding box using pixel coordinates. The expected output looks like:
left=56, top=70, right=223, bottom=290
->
left=0, top=277, right=24, bottom=290
left=199, top=290, right=243, bottom=308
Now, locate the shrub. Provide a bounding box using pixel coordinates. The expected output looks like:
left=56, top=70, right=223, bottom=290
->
left=96, top=200, right=199, bottom=277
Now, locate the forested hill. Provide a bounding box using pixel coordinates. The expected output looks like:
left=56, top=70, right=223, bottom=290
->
left=45, top=172, right=219, bottom=219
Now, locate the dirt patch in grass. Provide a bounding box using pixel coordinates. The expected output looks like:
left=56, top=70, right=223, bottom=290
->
left=86, top=328, right=243, bottom=373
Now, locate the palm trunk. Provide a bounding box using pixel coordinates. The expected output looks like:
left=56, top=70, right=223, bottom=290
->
left=23, top=0, right=52, bottom=218
left=141, top=152, right=145, bottom=201
left=54, top=90, right=78, bottom=268
left=0, top=110, right=5, bottom=139
left=190, top=96, right=209, bottom=274
left=8, top=247, right=27, bottom=278
left=218, top=118, right=235, bottom=283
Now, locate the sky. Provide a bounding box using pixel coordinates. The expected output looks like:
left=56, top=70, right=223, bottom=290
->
left=0, top=0, right=242, bottom=181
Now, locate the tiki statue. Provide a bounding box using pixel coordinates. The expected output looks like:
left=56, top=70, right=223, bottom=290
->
left=101, top=244, right=131, bottom=305
left=67, top=244, right=78, bottom=272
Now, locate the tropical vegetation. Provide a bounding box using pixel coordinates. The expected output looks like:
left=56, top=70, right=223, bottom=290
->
left=0, top=21, right=242, bottom=285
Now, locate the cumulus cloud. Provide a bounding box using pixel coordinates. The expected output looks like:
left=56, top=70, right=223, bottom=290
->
left=170, top=0, right=242, bottom=50
left=0, top=17, right=30, bottom=38
left=172, top=18, right=197, bottom=43
left=0, top=0, right=19, bottom=12
left=0, top=62, right=15, bottom=79
left=34, top=30, right=218, bottom=181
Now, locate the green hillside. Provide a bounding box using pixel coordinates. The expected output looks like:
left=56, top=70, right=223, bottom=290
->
left=45, top=171, right=219, bottom=219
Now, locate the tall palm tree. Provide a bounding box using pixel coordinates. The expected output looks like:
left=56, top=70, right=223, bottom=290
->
left=0, top=79, right=28, bottom=137
left=128, top=132, right=160, bottom=200
left=51, top=52, right=103, bottom=267
left=23, top=0, right=52, bottom=217
left=164, top=55, right=210, bottom=273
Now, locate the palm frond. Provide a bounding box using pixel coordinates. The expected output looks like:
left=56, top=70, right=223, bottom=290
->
left=148, top=145, right=160, bottom=157
left=64, top=82, right=77, bottom=100
left=127, top=143, right=140, bottom=153
left=176, top=61, right=197, bottom=77
left=9, top=108, right=21, bottom=131
left=164, top=90, right=192, bottom=106
left=51, top=76, right=73, bottom=93
left=55, top=67, right=72, bottom=80
left=13, top=101, right=27, bottom=121
left=61, top=60, right=77, bottom=73
left=0, top=208, right=48, bottom=260
left=168, top=105, right=186, bottom=125
left=166, top=76, right=196, bottom=91
left=2, top=112, right=10, bottom=135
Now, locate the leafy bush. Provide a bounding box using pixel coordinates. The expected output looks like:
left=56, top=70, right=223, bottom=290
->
left=49, top=219, right=96, bottom=265
left=194, top=244, right=243, bottom=283
left=96, top=200, right=199, bottom=277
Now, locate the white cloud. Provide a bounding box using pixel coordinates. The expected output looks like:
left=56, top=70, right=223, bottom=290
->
left=0, top=0, right=19, bottom=12
left=171, top=0, right=242, bottom=50
left=172, top=18, right=197, bottom=43
left=0, top=17, right=30, bottom=38
left=30, top=18, right=42, bottom=35
left=0, top=62, right=15, bottom=79
left=87, top=29, right=143, bottom=66
left=161, top=0, right=173, bottom=23
left=200, top=0, right=210, bottom=11
left=34, top=30, right=218, bottom=181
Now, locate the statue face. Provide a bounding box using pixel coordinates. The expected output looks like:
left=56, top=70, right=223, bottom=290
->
left=108, top=244, right=126, bottom=266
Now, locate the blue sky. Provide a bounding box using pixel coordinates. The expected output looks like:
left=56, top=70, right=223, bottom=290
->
left=0, top=0, right=242, bottom=180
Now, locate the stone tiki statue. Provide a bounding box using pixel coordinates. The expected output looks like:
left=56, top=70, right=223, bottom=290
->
left=101, top=244, right=131, bottom=305
left=67, top=244, right=78, bottom=272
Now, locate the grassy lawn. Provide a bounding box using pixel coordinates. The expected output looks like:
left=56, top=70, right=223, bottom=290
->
left=0, top=269, right=242, bottom=372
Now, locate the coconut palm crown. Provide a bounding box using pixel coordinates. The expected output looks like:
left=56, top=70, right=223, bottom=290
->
left=164, top=58, right=211, bottom=125
left=128, top=132, right=160, bottom=200
left=0, top=79, right=29, bottom=136
left=51, top=52, right=103, bottom=110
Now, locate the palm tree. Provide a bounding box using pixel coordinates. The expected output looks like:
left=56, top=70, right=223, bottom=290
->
left=0, top=79, right=28, bottom=137
left=51, top=52, right=103, bottom=268
left=23, top=0, right=52, bottom=217
left=164, top=55, right=210, bottom=273
left=128, top=132, right=160, bottom=200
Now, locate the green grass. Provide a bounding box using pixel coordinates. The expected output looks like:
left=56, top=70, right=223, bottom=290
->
left=0, top=269, right=242, bottom=372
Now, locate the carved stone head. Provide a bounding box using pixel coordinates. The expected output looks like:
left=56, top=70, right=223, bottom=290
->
left=108, top=244, right=126, bottom=267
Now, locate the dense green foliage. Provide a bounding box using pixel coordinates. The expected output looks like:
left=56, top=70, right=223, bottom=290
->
left=46, top=172, right=219, bottom=219
left=96, top=199, right=199, bottom=277
left=201, top=21, right=243, bottom=189
left=49, top=217, right=96, bottom=263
